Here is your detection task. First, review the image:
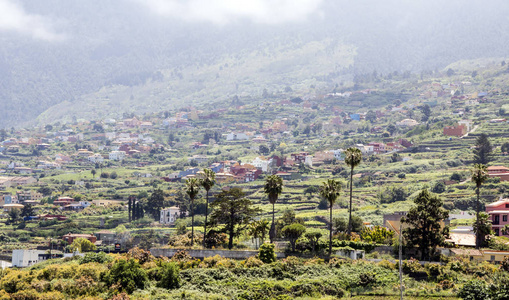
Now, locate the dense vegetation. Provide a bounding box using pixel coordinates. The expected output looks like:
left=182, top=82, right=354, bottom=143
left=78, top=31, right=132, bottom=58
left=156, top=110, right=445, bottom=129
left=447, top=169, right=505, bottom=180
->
left=3, top=247, right=509, bottom=299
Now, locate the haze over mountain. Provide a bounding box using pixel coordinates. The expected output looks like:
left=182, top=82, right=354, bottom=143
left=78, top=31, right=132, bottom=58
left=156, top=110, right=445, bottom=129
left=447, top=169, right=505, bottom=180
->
left=1, top=0, right=508, bottom=128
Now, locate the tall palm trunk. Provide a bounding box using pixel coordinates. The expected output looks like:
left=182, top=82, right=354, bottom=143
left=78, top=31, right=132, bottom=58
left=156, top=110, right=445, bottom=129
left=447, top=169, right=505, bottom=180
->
left=191, top=197, right=194, bottom=247
left=203, top=190, right=209, bottom=247
left=476, top=186, right=480, bottom=249
left=329, top=204, right=333, bottom=256
left=270, top=202, right=275, bottom=243
left=348, top=166, right=353, bottom=235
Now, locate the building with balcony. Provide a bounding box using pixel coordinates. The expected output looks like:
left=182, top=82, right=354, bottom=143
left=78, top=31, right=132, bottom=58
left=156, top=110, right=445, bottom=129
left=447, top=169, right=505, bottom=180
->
left=486, top=199, right=509, bottom=236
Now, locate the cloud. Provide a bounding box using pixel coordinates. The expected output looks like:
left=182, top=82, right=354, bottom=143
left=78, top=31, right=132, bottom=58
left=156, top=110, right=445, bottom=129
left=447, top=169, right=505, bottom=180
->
left=137, top=0, right=323, bottom=25
left=0, top=0, right=64, bottom=41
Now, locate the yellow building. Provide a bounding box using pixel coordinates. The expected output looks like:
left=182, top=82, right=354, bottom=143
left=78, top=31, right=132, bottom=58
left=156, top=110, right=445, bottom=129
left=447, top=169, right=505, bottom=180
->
left=215, top=172, right=235, bottom=184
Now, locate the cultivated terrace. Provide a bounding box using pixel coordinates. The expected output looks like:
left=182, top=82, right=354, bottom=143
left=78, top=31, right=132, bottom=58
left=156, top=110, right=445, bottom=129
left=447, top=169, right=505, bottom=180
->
left=0, top=61, right=509, bottom=299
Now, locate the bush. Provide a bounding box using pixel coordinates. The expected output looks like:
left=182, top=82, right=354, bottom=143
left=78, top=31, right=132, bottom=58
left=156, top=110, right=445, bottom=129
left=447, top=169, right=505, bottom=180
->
left=244, top=256, right=264, bottom=268
left=258, top=243, right=276, bottom=264
left=432, top=181, right=446, bottom=193
left=458, top=279, right=490, bottom=300
left=102, top=258, right=148, bottom=294
left=398, top=173, right=406, bottom=179
left=80, top=252, right=112, bottom=264
left=157, top=262, right=180, bottom=289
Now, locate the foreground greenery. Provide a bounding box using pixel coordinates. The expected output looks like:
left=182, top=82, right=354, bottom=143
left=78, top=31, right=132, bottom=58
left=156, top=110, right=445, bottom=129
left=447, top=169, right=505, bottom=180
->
left=4, top=248, right=509, bottom=299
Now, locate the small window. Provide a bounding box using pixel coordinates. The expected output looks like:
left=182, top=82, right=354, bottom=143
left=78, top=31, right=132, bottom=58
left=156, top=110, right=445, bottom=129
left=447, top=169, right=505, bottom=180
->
left=506, top=204, right=509, bottom=208
left=491, top=255, right=496, bottom=261
left=504, top=215, right=508, bottom=222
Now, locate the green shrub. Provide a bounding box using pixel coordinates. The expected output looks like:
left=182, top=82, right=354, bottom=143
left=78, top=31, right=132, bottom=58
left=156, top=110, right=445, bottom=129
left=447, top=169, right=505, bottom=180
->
left=458, top=279, right=490, bottom=300
left=102, top=258, right=148, bottom=294
left=80, top=252, right=112, bottom=264
left=157, top=262, right=180, bottom=289
left=244, top=256, right=264, bottom=268
left=258, top=243, right=276, bottom=264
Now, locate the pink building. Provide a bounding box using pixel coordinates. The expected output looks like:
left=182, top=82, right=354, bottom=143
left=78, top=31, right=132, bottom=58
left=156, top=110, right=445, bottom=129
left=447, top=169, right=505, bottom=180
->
left=486, top=199, right=509, bottom=236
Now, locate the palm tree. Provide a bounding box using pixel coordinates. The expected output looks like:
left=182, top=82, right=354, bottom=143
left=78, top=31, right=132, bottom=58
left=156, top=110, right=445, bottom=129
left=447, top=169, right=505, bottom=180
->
left=345, top=147, right=362, bottom=235
left=471, top=163, right=488, bottom=249
left=319, top=179, right=341, bottom=256
left=185, top=178, right=200, bottom=247
left=200, top=169, right=216, bottom=247
left=264, top=175, right=283, bottom=243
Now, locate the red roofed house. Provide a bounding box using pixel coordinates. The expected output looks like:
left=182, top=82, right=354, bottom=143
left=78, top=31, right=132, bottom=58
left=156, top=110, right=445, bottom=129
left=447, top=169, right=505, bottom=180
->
left=487, top=166, right=509, bottom=182
left=63, top=233, right=97, bottom=245
left=486, top=199, right=509, bottom=236
left=443, top=124, right=467, bottom=137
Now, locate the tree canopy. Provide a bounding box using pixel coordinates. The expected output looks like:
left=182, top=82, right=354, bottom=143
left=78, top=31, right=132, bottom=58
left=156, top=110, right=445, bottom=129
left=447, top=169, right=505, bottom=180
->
left=402, top=189, right=449, bottom=260
left=210, top=187, right=260, bottom=249
left=473, top=133, right=492, bottom=164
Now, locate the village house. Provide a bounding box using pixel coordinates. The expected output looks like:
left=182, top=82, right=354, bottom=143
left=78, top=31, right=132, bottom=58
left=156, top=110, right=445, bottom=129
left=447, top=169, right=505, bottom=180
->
left=63, top=233, right=97, bottom=245
left=188, top=155, right=209, bottom=164
left=16, top=190, right=43, bottom=203
left=159, top=206, right=180, bottom=225
left=0, top=194, right=18, bottom=207
left=355, top=144, right=374, bottom=155
left=291, top=152, right=313, bottom=167
left=443, top=124, right=467, bottom=137
left=226, top=132, right=250, bottom=141
left=487, top=166, right=509, bottom=182
left=485, top=199, right=509, bottom=236
left=0, top=177, right=37, bottom=188
left=53, top=196, right=75, bottom=206
left=251, top=157, right=273, bottom=172
left=486, top=198, right=509, bottom=236
left=109, top=150, right=127, bottom=161
left=12, top=249, right=47, bottom=267
left=37, top=160, right=61, bottom=169
left=77, top=149, right=94, bottom=157
left=88, top=153, right=104, bottom=163
left=215, top=172, right=236, bottom=184
left=313, top=151, right=335, bottom=166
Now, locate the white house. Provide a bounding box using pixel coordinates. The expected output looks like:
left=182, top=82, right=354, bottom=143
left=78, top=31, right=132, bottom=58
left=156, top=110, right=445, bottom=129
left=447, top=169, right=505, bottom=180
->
left=160, top=207, right=182, bottom=225
left=355, top=144, right=374, bottom=155
left=188, top=155, right=209, bottom=164
left=331, top=149, right=345, bottom=161
left=304, top=155, right=313, bottom=167
left=226, top=132, right=249, bottom=141
left=12, top=249, right=46, bottom=267
left=252, top=157, right=273, bottom=172
left=109, top=151, right=126, bottom=161
left=458, top=120, right=472, bottom=132
left=88, top=153, right=104, bottom=163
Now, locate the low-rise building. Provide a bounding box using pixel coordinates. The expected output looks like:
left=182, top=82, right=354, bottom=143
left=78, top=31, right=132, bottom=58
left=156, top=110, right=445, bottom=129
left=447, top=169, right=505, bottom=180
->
left=443, top=124, right=467, bottom=137
left=487, top=166, right=509, bottom=182
left=188, top=155, right=209, bottom=164
left=12, top=249, right=47, bottom=267
left=62, top=233, right=97, bottom=245
left=486, top=198, right=509, bottom=236
left=160, top=206, right=182, bottom=225
left=109, top=150, right=126, bottom=161
left=88, top=153, right=104, bottom=163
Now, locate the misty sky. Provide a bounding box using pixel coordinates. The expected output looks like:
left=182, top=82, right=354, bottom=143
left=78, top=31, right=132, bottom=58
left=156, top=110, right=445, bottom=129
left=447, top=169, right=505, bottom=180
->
left=0, top=0, right=324, bottom=41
